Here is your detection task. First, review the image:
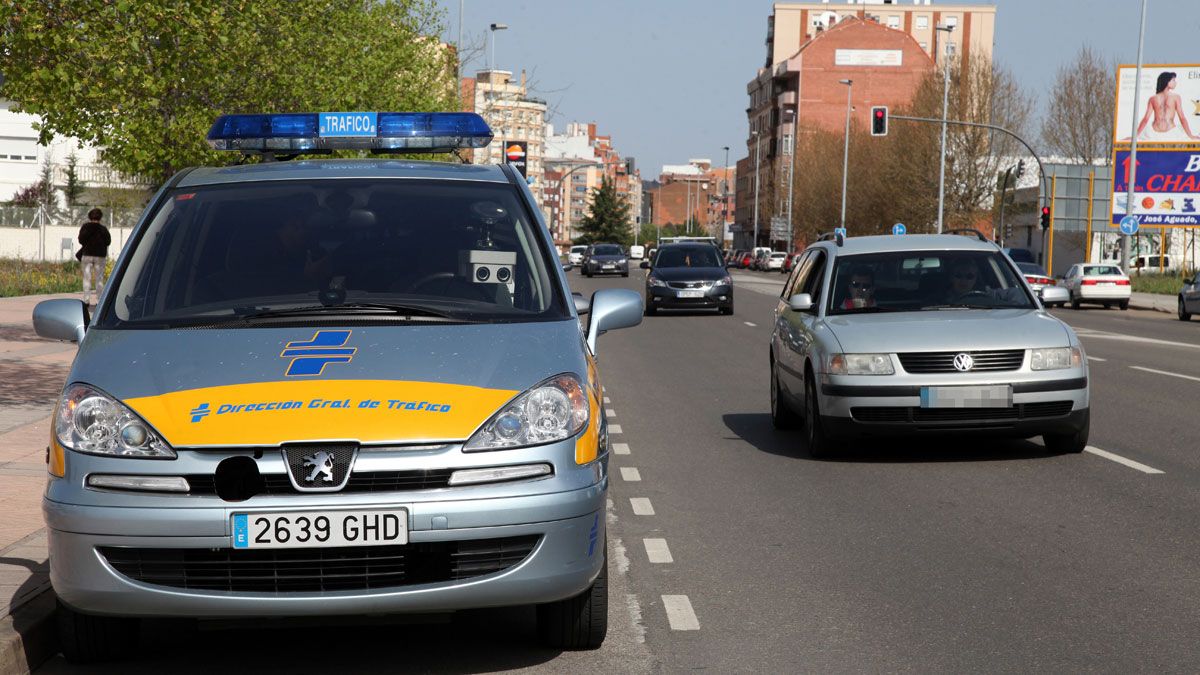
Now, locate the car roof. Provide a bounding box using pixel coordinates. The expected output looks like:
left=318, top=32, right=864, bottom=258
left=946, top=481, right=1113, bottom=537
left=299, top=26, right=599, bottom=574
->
left=813, top=234, right=1001, bottom=257
left=177, top=158, right=511, bottom=188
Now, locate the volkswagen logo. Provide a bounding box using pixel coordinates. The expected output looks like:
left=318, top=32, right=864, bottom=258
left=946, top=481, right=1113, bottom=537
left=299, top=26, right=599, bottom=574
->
left=952, top=353, right=975, bottom=372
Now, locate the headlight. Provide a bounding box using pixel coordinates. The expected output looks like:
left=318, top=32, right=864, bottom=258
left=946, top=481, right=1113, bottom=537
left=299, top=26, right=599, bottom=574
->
left=829, top=353, right=895, bottom=375
left=1030, top=347, right=1082, bottom=370
left=717, top=275, right=733, bottom=287
left=618, top=258, right=627, bottom=264
left=648, top=276, right=668, bottom=287
left=464, top=374, right=589, bottom=451
left=55, top=384, right=175, bottom=459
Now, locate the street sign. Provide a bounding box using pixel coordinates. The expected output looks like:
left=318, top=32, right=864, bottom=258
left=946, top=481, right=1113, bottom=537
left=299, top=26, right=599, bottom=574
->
left=892, top=223, right=906, bottom=235
left=769, top=216, right=789, bottom=240
left=834, top=227, right=847, bottom=238
left=1119, top=215, right=1140, bottom=236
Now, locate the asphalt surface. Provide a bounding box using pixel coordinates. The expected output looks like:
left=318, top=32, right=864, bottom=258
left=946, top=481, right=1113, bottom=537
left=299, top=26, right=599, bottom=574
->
left=37, top=267, right=1200, bottom=673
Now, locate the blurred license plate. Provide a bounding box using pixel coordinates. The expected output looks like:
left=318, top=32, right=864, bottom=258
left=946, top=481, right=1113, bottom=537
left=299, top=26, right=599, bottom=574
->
left=920, top=385, right=1012, bottom=409
left=1099, top=282, right=1115, bottom=286
left=677, top=290, right=704, bottom=298
left=603, top=264, right=615, bottom=269
left=232, top=509, right=407, bottom=549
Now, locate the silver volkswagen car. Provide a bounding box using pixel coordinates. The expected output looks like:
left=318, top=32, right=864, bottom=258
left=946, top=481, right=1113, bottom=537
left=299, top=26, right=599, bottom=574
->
left=32, top=112, right=641, bottom=662
left=769, top=232, right=1087, bottom=458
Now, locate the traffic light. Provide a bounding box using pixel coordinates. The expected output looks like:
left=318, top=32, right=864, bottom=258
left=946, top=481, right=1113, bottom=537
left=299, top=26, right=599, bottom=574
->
left=1016, top=159, right=1025, bottom=179
left=1040, top=206, right=1051, bottom=230
left=870, top=106, right=888, bottom=136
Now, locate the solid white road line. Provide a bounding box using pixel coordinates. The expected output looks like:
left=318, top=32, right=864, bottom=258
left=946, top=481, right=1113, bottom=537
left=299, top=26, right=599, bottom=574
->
left=606, top=408, right=617, bottom=417
left=613, top=442, right=631, bottom=455
left=662, top=595, right=700, bottom=630
left=1086, top=355, right=1107, bottom=362
left=620, top=467, right=642, bottom=482
left=1129, top=365, right=1200, bottom=384
left=609, top=424, right=623, bottom=434
left=743, top=321, right=757, bottom=327
left=643, top=538, right=673, bottom=564
left=1075, top=328, right=1200, bottom=351
left=630, top=498, right=655, bottom=515
left=1084, top=446, right=1164, bottom=475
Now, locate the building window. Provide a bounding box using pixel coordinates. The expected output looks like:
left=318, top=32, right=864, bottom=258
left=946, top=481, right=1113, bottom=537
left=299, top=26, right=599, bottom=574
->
left=946, top=16, right=958, bottom=28
left=919, top=41, right=928, bottom=50
left=916, top=16, right=929, bottom=29
left=887, top=15, right=899, bottom=29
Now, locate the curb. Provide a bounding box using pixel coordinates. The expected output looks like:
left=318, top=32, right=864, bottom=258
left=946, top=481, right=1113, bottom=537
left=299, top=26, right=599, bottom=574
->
left=0, top=590, right=57, bottom=675
left=1129, top=302, right=1173, bottom=314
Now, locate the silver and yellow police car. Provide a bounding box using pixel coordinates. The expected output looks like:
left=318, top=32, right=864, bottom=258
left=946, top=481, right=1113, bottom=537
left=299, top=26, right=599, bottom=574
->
left=33, top=112, right=641, bottom=662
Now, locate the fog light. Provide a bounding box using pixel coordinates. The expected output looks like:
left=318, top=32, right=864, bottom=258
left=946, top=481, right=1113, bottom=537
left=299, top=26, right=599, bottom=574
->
left=87, top=474, right=190, bottom=492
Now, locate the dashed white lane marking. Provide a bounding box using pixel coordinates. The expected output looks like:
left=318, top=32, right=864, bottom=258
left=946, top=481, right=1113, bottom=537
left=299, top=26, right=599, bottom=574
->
left=609, top=424, right=623, bottom=434
left=662, top=595, right=700, bottom=630
left=743, top=321, right=757, bottom=327
left=604, top=396, right=611, bottom=404
left=1085, top=445, right=1164, bottom=475
left=606, top=408, right=617, bottom=417
left=1087, top=355, right=1107, bottom=362
left=643, top=538, right=673, bottom=563
left=1129, top=365, right=1200, bottom=384
left=620, top=467, right=642, bottom=482
left=630, top=498, right=655, bottom=515
left=613, top=442, right=631, bottom=455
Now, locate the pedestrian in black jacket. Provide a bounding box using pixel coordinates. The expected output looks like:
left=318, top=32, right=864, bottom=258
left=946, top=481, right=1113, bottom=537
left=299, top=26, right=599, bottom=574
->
left=77, top=208, right=111, bottom=305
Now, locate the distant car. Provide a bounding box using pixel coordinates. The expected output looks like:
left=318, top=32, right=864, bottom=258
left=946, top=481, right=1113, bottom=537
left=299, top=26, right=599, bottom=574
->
left=751, top=249, right=772, bottom=270
left=568, top=245, right=587, bottom=266
left=583, top=243, right=629, bottom=277
left=766, top=252, right=788, bottom=270
left=643, top=243, right=733, bottom=315
left=1016, top=262, right=1060, bottom=306
left=782, top=252, right=803, bottom=274
left=740, top=252, right=754, bottom=268
left=1133, top=253, right=1175, bottom=271
left=629, top=245, right=645, bottom=260
left=1179, top=272, right=1200, bottom=321
left=1003, top=247, right=1036, bottom=264
left=1060, top=263, right=1131, bottom=310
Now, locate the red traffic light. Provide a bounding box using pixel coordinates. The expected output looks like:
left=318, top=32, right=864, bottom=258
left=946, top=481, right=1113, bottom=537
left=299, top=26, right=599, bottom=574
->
left=1040, top=206, right=1052, bottom=230
left=1041, top=207, right=1050, bottom=216
left=870, top=106, right=888, bottom=136
left=874, top=110, right=884, bottom=119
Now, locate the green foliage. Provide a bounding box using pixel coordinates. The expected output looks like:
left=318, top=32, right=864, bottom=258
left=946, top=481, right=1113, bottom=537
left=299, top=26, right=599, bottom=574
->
left=63, top=151, right=84, bottom=207
left=1130, top=272, right=1186, bottom=296
left=0, top=259, right=83, bottom=296
left=0, top=1, right=458, bottom=185
left=575, top=176, right=632, bottom=246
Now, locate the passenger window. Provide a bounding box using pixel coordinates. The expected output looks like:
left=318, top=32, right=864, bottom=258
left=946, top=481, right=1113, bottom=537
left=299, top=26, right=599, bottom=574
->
left=782, top=252, right=811, bottom=299
left=803, top=252, right=827, bottom=305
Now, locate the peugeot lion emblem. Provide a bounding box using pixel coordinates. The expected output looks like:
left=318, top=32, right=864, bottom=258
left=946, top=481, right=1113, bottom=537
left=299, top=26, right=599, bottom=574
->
left=303, top=451, right=337, bottom=483
left=952, top=353, right=975, bottom=372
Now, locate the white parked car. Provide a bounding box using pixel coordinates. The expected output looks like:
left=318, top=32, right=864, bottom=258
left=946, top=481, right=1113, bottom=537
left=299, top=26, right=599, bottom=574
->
left=1060, top=263, right=1131, bottom=310
left=766, top=252, right=788, bottom=270
left=629, top=244, right=645, bottom=260
left=568, top=244, right=588, bottom=266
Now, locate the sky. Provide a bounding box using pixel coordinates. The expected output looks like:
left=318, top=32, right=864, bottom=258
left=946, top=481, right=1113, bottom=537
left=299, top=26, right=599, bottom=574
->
left=437, top=0, right=1200, bottom=178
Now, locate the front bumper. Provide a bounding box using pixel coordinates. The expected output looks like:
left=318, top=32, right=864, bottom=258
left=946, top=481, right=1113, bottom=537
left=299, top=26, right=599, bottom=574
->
left=586, top=261, right=628, bottom=275
left=647, top=284, right=733, bottom=309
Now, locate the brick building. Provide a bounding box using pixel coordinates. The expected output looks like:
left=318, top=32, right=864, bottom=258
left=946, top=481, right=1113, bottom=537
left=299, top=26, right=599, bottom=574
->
left=544, top=122, right=642, bottom=247
left=648, top=160, right=736, bottom=238
left=462, top=70, right=547, bottom=209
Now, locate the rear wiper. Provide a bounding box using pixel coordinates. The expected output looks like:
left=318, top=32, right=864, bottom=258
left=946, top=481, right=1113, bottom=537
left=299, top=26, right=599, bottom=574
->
left=235, top=302, right=471, bottom=322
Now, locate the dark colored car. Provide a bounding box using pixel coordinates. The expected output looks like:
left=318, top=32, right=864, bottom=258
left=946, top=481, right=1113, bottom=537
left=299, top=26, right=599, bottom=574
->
left=1003, top=247, right=1036, bottom=264
left=781, top=252, right=802, bottom=274
left=642, top=243, right=733, bottom=315
left=583, top=243, right=629, bottom=277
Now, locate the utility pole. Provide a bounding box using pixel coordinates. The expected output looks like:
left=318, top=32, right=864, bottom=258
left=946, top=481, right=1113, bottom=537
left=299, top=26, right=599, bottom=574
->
left=998, top=166, right=1014, bottom=247
left=752, top=131, right=761, bottom=248
left=1122, top=0, right=1148, bottom=273
left=785, top=109, right=797, bottom=250
left=935, top=24, right=955, bottom=233
left=838, top=79, right=852, bottom=232
left=457, top=0, right=464, bottom=82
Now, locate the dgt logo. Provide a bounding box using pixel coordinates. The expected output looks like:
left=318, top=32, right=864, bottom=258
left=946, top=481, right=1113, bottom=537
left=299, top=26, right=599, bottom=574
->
left=190, top=403, right=211, bottom=423
left=281, top=330, right=357, bottom=377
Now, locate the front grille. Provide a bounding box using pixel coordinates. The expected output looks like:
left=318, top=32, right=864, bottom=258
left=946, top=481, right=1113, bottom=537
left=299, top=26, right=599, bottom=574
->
left=667, top=281, right=711, bottom=290
left=99, top=535, right=540, bottom=593
left=898, top=350, right=1025, bottom=373
left=185, top=469, right=455, bottom=497
left=852, top=401, right=1074, bottom=424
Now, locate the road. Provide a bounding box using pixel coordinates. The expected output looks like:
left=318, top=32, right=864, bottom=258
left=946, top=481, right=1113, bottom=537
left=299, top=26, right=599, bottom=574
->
left=37, top=269, right=1200, bottom=673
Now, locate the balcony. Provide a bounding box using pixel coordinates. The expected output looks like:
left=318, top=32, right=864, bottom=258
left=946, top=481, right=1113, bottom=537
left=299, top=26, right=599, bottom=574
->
left=53, top=163, right=154, bottom=189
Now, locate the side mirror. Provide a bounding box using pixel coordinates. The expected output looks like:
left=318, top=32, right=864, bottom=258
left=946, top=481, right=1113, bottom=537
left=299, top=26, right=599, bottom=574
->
left=573, top=292, right=590, bottom=316
left=33, top=299, right=89, bottom=342
left=788, top=293, right=814, bottom=312
left=586, top=289, right=642, bottom=354
left=562, top=262, right=573, bottom=272
left=1041, top=286, right=1069, bottom=305
left=639, top=260, right=650, bottom=269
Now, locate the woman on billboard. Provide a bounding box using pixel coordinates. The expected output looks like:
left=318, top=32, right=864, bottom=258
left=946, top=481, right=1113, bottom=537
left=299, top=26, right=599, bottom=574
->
left=1130, top=72, right=1200, bottom=141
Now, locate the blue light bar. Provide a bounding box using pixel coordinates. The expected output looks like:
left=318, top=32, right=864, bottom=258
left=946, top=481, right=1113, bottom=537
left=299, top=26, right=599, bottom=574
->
left=205, top=112, right=493, bottom=153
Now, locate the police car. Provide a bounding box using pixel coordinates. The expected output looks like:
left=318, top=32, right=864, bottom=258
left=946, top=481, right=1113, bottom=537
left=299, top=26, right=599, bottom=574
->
left=33, top=112, right=641, bottom=662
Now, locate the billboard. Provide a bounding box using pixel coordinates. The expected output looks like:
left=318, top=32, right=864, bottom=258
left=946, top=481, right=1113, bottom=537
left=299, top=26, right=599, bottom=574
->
left=1109, top=150, right=1200, bottom=226
left=504, top=141, right=528, bottom=178
left=1113, top=64, right=1200, bottom=146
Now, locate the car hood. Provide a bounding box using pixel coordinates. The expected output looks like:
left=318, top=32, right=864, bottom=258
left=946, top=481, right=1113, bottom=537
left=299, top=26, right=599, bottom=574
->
left=651, top=267, right=727, bottom=282
left=823, top=309, right=1072, bottom=353
left=69, top=320, right=587, bottom=448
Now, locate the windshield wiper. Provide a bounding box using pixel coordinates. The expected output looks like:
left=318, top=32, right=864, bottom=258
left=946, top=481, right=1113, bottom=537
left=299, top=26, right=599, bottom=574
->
left=232, top=302, right=474, bottom=323
left=921, top=303, right=1000, bottom=310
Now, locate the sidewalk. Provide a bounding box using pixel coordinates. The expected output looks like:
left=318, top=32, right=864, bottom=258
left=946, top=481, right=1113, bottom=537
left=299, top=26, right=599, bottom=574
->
left=0, top=293, right=78, bottom=674
left=1128, top=291, right=1175, bottom=314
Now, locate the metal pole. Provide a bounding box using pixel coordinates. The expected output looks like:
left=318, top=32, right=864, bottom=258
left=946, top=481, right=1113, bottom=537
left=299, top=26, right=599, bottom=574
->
left=723, top=145, right=730, bottom=244
left=1048, top=174, right=1057, bottom=276
left=839, top=80, right=852, bottom=232
left=457, top=0, right=464, bottom=81
left=487, top=29, right=493, bottom=72
left=1122, top=0, right=1148, bottom=274
left=753, top=132, right=761, bottom=247
left=1085, top=170, right=1096, bottom=263
left=998, top=166, right=1013, bottom=247
left=936, top=32, right=953, bottom=233
left=686, top=176, right=692, bottom=234
left=786, top=110, right=797, bottom=250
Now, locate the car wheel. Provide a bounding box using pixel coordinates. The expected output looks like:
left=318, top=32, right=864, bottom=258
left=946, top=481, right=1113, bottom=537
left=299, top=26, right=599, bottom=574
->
left=804, top=371, right=837, bottom=459
left=1179, top=298, right=1192, bottom=321
left=1103, top=302, right=1112, bottom=309
left=644, top=300, right=656, bottom=316
left=57, top=600, right=138, bottom=664
left=770, top=362, right=802, bottom=429
left=1119, top=300, right=1129, bottom=311
left=1043, top=409, right=1089, bottom=454
left=621, top=272, right=629, bottom=278
left=537, top=556, right=608, bottom=650
left=720, top=300, right=734, bottom=316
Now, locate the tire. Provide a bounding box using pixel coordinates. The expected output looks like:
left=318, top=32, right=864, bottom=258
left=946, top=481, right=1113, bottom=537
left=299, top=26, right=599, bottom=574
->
left=537, top=557, right=608, bottom=650
left=720, top=301, right=734, bottom=316
left=1119, top=300, right=1129, bottom=311
left=621, top=272, right=629, bottom=278
left=1179, top=298, right=1192, bottom=321
left=1103, top=302, right=1112, bottom=309
left=57, top=601, right=138, bottom=664
left=770, top=362, right=802, bottom=429
left=1043, top=409, right=1089, bottom=454
left=644, top=301, right=656, bottom=316
left=804, top=372, right=838, bottom=459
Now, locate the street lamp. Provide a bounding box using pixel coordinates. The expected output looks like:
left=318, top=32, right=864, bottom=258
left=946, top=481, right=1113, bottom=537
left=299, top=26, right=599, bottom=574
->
left=934, top=24, right=955, bottom=234
left=752, top=130, right=761, bottom=248
left=838, top=79, right=852, bottom=233
left=722, top=145, right=730, bottom=243
left=488, top=23, right=508, bottom=72
left=783, top=108, right=797, bottom=250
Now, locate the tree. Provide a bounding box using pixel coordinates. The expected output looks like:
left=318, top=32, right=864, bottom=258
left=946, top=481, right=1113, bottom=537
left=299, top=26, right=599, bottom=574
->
left=575, top=177, right=632, bottom=245
left=0, top=1, right=458, bottom=185
left=62, top=151, right=84, bottom=208
left=1040, top=46, right=1115, bottom=165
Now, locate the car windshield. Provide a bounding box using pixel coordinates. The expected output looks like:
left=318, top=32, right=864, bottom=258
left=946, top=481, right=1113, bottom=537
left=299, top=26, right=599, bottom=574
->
left=1016, top=263, right=1047, bottom=275
left=571, top=246, right=587, bottom=254
left=98, top=179, right=568, bottom=328
left=592, top=245, right=622, bottom=256
left=1084, top=265, right=1123, bottom=276
left=655, top=246, right=722, bottom=268
left=827, top=250, right=1035, bottom=314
